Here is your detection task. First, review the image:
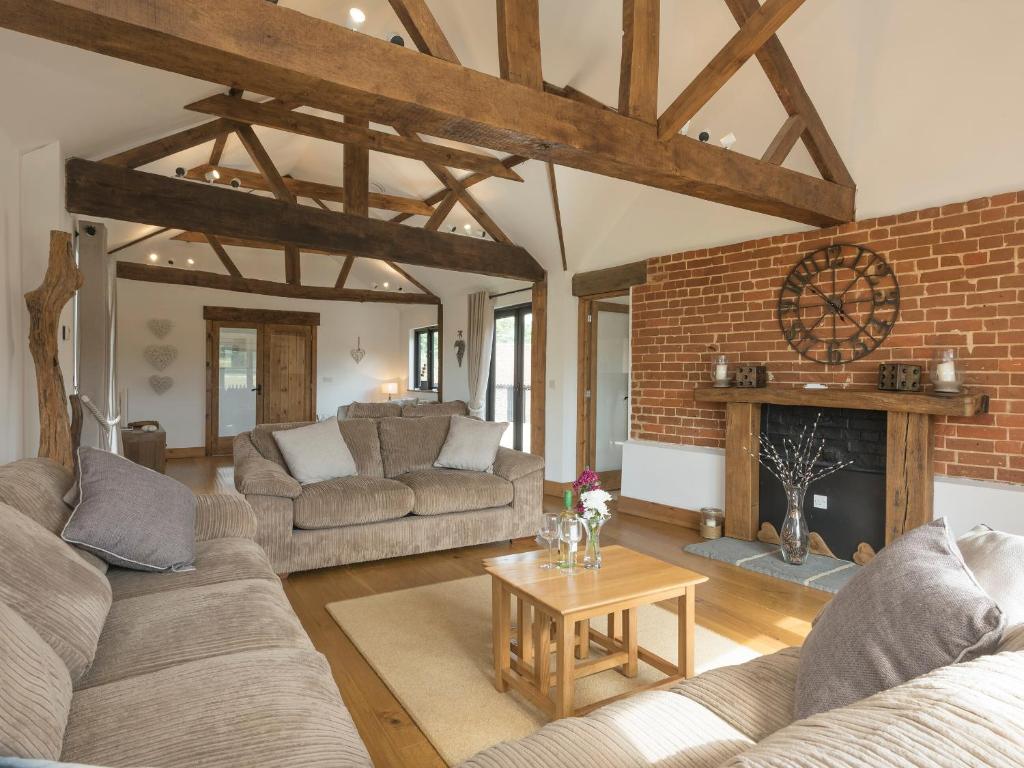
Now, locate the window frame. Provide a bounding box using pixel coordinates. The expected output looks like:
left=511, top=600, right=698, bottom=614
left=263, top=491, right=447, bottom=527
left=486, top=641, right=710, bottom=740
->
left=412, top=325, right=440, bottom=391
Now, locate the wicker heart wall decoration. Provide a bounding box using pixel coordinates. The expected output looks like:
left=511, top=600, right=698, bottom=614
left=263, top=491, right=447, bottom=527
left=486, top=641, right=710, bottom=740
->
left=149, top=375, right=174, bottom=395
left=144, top=344, right=178, bottom=371
left=350, top=337, right=366, bottom=365
left=147, top=318, right=174, bottom=338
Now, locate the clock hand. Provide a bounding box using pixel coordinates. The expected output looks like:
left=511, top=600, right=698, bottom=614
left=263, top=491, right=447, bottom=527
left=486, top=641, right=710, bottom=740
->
left=805, top=282, right=844, bottom=316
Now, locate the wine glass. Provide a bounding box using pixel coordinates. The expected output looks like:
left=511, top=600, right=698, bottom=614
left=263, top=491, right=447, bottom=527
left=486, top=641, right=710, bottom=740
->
left=539, top=512, right=559, bottom=569
left=559, top=517, right=583, bottom=574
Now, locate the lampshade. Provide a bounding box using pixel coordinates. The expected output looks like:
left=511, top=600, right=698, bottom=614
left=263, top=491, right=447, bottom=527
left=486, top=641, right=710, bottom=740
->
left=381, top=382, right=399, bottom=395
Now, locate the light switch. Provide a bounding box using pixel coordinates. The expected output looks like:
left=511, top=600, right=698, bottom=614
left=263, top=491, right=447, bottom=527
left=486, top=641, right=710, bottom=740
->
left=813, top=494, right=828, bottom=510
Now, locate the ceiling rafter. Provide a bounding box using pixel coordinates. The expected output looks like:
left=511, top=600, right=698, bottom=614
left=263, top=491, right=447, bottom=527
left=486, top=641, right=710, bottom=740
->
left=618, top=0, right=659, bottom=123
left=204, top=233, right=242, bottom=278
left=334, top=256, right=355, bottom=289
left=386, top=0, right=460, bottom=63
left=207, top=87, right=243, bottom=165
left=657, top=0, right=807, bottom=140
left=761, top=114, right=806, bottom=165
left=497, top=0, right=542, bottom=89
left=545, top=163, right=568, bottom=272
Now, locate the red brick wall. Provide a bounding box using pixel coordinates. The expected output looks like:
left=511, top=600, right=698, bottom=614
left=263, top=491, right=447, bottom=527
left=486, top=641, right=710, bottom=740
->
left=631, top=189, right=1024, bottom=484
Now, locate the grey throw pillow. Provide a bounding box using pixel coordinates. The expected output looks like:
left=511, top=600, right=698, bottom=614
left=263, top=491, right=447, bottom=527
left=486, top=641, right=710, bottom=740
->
left=434, top=415, right=508, bottom=472
left=62, top=447, right=195, bottom=572
left=958, top=524, right=1024, bottom=628
left=272, top=418, right=357, bottom=484
left=794, top=518, right=1005, bottom=719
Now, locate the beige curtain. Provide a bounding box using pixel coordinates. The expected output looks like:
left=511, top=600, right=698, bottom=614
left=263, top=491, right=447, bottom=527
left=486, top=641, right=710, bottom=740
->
left=467, top=291, right=495, bottom=418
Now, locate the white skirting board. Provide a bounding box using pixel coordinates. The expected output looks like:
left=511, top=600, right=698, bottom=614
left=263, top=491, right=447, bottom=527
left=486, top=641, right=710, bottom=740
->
left=620, top=439, right=1024, bottom=537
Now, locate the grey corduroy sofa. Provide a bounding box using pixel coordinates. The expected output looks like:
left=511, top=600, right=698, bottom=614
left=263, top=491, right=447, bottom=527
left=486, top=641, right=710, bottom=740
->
left=0, top=457, right=371, bottom=767
left=234, top=412, right=544, bottom=575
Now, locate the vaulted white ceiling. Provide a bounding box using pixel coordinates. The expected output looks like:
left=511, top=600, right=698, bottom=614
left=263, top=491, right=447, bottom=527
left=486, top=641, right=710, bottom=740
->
left=2, top=0, right=1023, bottom=298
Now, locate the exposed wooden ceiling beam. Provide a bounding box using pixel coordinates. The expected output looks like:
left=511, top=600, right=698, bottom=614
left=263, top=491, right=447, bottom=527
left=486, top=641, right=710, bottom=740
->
left=67, top=159, right=545, bottom=281
left=185, top=95, right=523, bottom=182
left=386, top=0, right=460, bottom=63
left=100, top=118, right=239, bottom=168
left=208, top=87, right=243, bottom=165
left=657, top=0, right=806, bottom=140
left=334, top=256, right=355, bottom=289
left=173, top=231, right=338, bottom=256
left=234, top=124, right=295, bottom=204
left=10, top=0, right=853, bottom=225
left=618, top=0, right=660, bottom=123
left=542, top=81, right=616, bottom=112
left=204, top=233, right=242, bottom=277
left=762, top=114, right=806, bottom=165
left=284, top=246, right=300, bottom=285
left=497, top=0, right=542, bottom=90
left=723, top=0, right=854, bottom=187
left=186, top=164, right=433, bottom=216
left=107, top=226, right=172, bottom=255
left=117, top=261, right=439, bottom=304
left=385, top=261, right=436, bottom=297
left=545, top=162, right=568, bottom=272
left=423, top=191, right=458, bottom=231
left=343, top=116, right=370, bottom=217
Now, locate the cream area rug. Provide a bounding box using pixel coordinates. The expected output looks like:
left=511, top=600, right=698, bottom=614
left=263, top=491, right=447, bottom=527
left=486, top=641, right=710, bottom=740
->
left=327, top=575, right=760, bottom=766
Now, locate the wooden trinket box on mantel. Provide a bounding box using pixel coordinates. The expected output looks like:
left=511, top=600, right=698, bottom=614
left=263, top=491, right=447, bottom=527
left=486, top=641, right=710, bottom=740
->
left=693, top=385, right=989, bottom=545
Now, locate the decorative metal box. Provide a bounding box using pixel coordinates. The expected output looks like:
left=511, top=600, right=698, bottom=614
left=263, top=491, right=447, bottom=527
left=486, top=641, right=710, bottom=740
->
left=878, top=362, right=922, bottom=392
left=735, top=365, right=768, bottom=388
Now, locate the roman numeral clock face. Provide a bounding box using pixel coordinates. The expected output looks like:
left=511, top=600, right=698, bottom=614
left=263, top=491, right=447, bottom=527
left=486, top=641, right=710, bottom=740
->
left=778, top=244, right=899, bottom=365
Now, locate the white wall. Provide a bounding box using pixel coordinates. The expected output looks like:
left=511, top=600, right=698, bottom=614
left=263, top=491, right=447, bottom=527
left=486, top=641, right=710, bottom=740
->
left=620, top=440, right=1024, bottom=537
left=117, top=280, right=411, bottom=449
left=0, top=128, right=23, bottom=463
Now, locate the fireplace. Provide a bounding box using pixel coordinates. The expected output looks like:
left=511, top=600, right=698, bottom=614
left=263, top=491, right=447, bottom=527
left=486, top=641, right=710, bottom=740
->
left=757, top=405, right=886, bottom=561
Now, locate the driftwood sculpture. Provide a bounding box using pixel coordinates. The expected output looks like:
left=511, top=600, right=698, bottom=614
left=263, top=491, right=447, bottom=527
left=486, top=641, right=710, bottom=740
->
left=25, top=230, right=82, bottom=470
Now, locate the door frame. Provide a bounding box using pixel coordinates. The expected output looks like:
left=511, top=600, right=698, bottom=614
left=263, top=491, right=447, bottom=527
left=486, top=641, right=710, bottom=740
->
left=576, top=290, right=630, bottom=480
left=487, top=302, right=531, bottom=451
left=204, top=306, right=319, bottom=456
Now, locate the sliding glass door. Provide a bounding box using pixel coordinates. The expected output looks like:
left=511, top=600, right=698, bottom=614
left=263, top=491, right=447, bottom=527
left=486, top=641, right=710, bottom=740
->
left=487, top=303, right=532, bottom=452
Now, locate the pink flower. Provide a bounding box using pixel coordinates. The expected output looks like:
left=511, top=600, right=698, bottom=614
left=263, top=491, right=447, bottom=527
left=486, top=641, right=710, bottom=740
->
left=572, top=467, right=602, bottom=514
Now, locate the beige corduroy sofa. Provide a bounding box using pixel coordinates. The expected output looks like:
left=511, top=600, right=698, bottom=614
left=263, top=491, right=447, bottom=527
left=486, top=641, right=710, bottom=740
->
left=0, top=457, right=371, bottom=768
left=458, top=628, right=1024, bottom=768
left=234, top=408, right=544, bottom=575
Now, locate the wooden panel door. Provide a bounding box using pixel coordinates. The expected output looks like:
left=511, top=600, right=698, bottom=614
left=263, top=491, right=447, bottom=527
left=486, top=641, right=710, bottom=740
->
left=261, top=323, right=316, bottom=425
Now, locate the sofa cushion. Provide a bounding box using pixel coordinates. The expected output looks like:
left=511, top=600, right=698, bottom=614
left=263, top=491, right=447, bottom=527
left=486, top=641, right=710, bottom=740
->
left=402, top=400, right=469, bottom=418
left=958, top=524, right=1024, bottom=628
left=672, top=647, right=801, bottom=743
left=294, top=476, right=415, bottom=529
left=795, top=518, right=1005, bottom=719
left=194, top=494, right=258, bottom=541
left=339, top=418, right=385, bottom=477
left=272, top=419, right=357, bottom=485
left=348, top=401, right=402, bottom=419
left=399, top=469, right=513, bottom=516
left=250, top=420, right=311, bottom=467
left=106, top=537, right=278, bottom=601
left=460, top=687, right=753, bottom=768
left=379, top=415, right=451, bottom=478
left=0, top=503, right=112, bottom=683
left=0, top=457, right=73, bottom=533
left=435, top=415, right=508, bottom=472
left=79, top=579, right=312, bottom=689
left=63, top=648, right=372, bottom=768
left=63, top=447, right=196, bottom=572
left=0, top=600, right=73, bottom=760
left=723, top=651, right=1024, bottom=768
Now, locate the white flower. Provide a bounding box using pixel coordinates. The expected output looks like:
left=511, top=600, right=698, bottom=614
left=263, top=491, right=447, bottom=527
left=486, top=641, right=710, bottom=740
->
left=580, top=489, right=612, bottom=518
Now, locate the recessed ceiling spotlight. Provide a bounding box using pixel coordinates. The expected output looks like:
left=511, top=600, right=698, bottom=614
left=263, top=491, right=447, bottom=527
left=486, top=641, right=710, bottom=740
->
left=719, top=132, right=737, bottom=150
left=348, top=7, right=366, bottom=28
left=148, top=253, right=158, bottom=262
left=463, top=223, right=472, bottom=232
left=204, top=169, right=221, bottom=182
left=382, top=281, right=390, bottom=289
left=187, top=258, right=195, bottom=265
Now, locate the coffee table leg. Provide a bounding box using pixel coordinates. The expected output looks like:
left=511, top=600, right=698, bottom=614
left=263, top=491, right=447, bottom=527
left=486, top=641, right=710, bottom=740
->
left=607, top=611, right=621, bottom=642
left=533, top=608, right=551, bottom=694
left=492, top=578, right=510, bottom=692
left=575, top=618, right=590, bottom=659
left=678, top=588, right=695, bottom=678
left=516, top=598, right=533, bottom=664
left=620, top=607, right=638, bottom=678
left=554, top=616, right=575, bottom=719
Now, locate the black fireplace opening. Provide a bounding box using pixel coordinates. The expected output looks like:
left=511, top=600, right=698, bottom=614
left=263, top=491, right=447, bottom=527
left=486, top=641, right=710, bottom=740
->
left=758, top=404, right=886, bottom=561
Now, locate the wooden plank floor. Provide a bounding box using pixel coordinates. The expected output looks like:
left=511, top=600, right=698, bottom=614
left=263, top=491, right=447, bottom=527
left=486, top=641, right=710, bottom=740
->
left=169, top=456, right=830, bottom=768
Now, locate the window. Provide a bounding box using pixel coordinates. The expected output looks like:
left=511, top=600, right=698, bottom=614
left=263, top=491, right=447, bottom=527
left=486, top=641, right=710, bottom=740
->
left=412, top=326, right=439, bottom=391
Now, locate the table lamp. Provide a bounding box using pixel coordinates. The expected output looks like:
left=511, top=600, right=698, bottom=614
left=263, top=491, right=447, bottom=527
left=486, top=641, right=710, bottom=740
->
left=381, top=381, right=399, bottom=401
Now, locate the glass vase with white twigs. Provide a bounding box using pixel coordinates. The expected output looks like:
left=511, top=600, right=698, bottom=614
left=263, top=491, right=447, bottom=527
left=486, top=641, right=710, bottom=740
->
left=753, top=413, right=853, bottom=565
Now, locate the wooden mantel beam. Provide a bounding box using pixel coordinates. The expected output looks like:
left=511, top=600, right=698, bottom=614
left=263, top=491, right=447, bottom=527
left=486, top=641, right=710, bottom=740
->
left=2, top=0, right=854, bottom=227
left=116, top=261, right=440, bottom=304
left=657, top=0, right=806, bottom=140
left=66, top=159, right=545, bottom=282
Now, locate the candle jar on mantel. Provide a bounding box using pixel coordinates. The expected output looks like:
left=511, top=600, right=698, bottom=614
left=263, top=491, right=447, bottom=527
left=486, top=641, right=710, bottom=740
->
left=712, top=355, right=732, bottom=388
left=930, top=348, right=964, bottom=394
left=699, top=507, right=724, bottom=539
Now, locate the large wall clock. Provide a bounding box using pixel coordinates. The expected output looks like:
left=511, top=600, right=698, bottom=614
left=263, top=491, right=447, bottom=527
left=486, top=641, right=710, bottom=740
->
left=777, top=244, right=899, bottom=365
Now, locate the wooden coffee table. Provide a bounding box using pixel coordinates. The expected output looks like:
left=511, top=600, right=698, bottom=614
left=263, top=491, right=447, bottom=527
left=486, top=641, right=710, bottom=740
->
left=483, top=545, right=708, bottom=720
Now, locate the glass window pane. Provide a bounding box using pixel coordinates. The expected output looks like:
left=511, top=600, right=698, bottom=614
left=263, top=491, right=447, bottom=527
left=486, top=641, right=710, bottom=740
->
left=218, top=327, right=257, bottom=438
left=432, top=330, right=439, bottom=389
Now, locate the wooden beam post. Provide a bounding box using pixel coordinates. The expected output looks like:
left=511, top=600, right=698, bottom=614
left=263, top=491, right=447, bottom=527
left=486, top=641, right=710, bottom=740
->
left=67, top=159, right=545, bottom=281
left=723, top=401, right=760, bottom=540
left=343, top=116, right=370, bottom=217
left=334, top=256, right=355, bottom=289
left=24, top=231, right=83, bottom=470
left=497, top=0, right=542, bottom=89
left=531, top=278, right=547, bottom=459
left=387, top=0, right=460, bottom=63
left=885, top=413, right=934, bottom=543
left=204, top=233, right=243, bottom=277
left=618, top=0, right=660, bottom=123
left=761, top=114, right=806, bottom=165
